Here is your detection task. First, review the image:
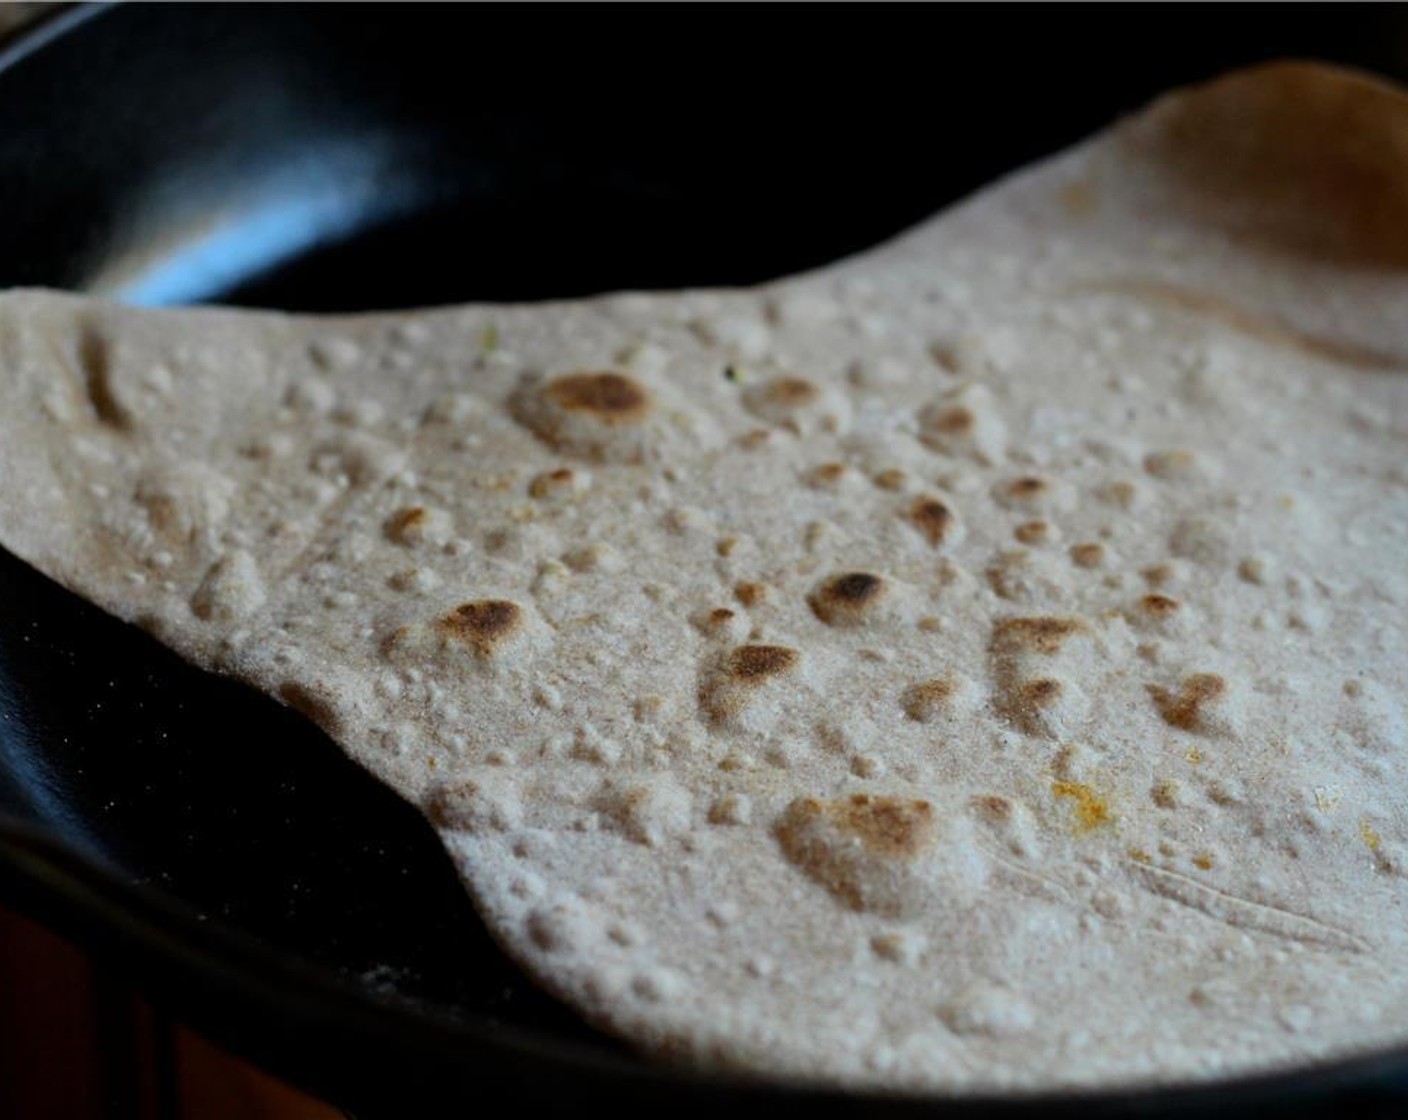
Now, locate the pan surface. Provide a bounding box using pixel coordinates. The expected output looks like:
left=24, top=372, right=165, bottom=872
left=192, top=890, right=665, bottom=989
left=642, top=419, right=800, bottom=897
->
left=3, top=5, right=1408, bottom=1115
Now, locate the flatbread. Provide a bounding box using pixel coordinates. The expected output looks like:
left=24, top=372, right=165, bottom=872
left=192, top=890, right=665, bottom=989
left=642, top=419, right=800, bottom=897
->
left=1, top=61, right=1407, bottom=1092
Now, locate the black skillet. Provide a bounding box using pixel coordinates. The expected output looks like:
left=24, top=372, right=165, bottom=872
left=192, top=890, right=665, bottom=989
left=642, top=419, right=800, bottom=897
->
left=3, top=5, right=1408, bottom=1116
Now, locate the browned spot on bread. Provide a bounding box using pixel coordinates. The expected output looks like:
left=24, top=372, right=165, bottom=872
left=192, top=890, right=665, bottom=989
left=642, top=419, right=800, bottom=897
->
left=991, top=616, right=1090, bottom=655
left=778, top=795, right=935, bottom=868
left=715, top=537, right=740, bottom=558
left=775, top=795, right=941, bottom=915
left=908, top=497, right=957, bottom=548
left=759, top=377, right=819, bottom=407
left=438, top=599, right=524, bottom=656
left=807, top=462, right=848, bottom=488
left=734, top=582, right=768, bottom=607
left=835, top=794, right=936, bottom=858
left=546, top=372, right=652, bottom=422
left=809, top=571, right=893, bottom=627
left=1141, top=593, right=1182, bottom=617
left=386, top=506, right=428, bottom=539
left=1070, top=543, right=1105, bottom=569
left=1142, top=563, right=1177, bottom=587
left=902, top=677, right=966, bottom=722
left=1016, top=677, right=1063, bottom=708
left=1014, top=520, right=1051, bottom=545
left=1149, top=673, right=1227, bottom=730
left=874, top=468, right=908, bottom=491
left=931, top=405, right=974, bottom=434
left=1009, top=477, right=1047, bottom=498
left=725, top=644, right=799, bottom=681
left=529, top=467, right=576, bottom=498
left=711, top=608, right=736, bottom=624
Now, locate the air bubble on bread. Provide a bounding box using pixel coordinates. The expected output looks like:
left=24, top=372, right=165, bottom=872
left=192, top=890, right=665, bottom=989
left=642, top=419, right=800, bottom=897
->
left=313, top=432, right=407, bottom=489
left=741, top=376, right=850, bottom=436
left=529, top=466, right=591, bottom=502
left=906, top=496, right=965, bottom=550
left=940, top=985, right=1035, bottom=1038
left=992, top=475, right=1076, bottom=514
left=901, top=676, right=979, bottom=724
left=985, top=550, right=1073, bottom=605
left=1149, top=673, right=1241, bottom=736
left=428, top=776, right=523, bottom=835
left=384, top=505, right=453, bottom=548
left=1001, top=676, right=1090, bottom=738
left=1127, top=594, right=1190, bottom=634
left=135, top=464, right=234, bottom=546
left=386, top=598, right=545, bottom=672
left=190, top=550, right=265, bottom=622
left=1144, top=448, right=1209, bottom=482
left=917, top=383, right=1008, bottom=465
left=509, top=370, right=660, bottom=462
left=698, top=643, right=803, bottom=728
left=775, top=794, right=985, bottom=917
left=809, top=571, right=908, bottom=627
left=968, top=795, right=1042, bottom=858
left=596, top=778, right=693, bottom=846
left=989, top=616, right=1097, bottom=739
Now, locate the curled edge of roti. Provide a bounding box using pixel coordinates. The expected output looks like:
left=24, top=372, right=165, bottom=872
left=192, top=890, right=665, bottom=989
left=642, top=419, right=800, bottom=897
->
left=1132, top=60, right=1408, bottom=269
left=0, top=61, right=1406, bottom=1095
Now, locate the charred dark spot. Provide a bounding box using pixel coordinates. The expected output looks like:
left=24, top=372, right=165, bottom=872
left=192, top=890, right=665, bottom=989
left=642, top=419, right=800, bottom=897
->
left=909, top=497, right=955, bottom=546
left=439, top=599, right=523, bottom=654
left=830, top=572, right=882, bottom=604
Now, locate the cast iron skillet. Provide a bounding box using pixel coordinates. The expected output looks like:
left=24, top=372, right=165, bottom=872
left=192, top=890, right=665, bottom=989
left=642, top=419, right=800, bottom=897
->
left=2, top=5, right=1408, bottom=1115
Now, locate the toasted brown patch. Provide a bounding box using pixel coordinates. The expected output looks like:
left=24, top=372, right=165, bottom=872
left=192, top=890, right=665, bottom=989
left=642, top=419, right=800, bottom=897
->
left=1017, top=678, right=1063, bottom=708
left=1070, top=543, right=1105, bottom=569
left=759, top=377, right=819, bottom=407
left=908, top=497, right=957, bottom=548
left=725, top=644, right=799, bottom=681
left=776, top=795, right=940, bottom=915
left=1014, top=520, right=1051, bottom=545
left=991, top=616, right=1090, bottom=655
left=901, top=677, right=967, bottom=723
left=734, top=582, right=768, bottom=608
left=930, top=405, right=974, bottom=434
left=1148, top=673, right=1227, bottom=731
left=807, top=462, right=848, bottom=489
left=809, top=572, right=888, bottom=626
left=546, top=372, right=652, bottom=422
left=385, top=506, right=428, bottom=542
left=529, top=467, right=576, bottom=498
left=1141, top=594, right=1182, bottom=618
left=439, top=599, right=524, bottom=656
left=837, top=794, right=936, bottom=858
left=779, top=795, right=936, bottom=865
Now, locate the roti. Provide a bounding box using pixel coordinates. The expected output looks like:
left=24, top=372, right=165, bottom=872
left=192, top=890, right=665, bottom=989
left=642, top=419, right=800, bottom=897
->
left=1, top=61, right=1407, bottom=1092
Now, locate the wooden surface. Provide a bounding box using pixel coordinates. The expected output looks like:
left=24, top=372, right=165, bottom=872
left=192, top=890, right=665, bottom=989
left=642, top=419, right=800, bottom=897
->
left=0, top=905, right=342, bottom=1120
